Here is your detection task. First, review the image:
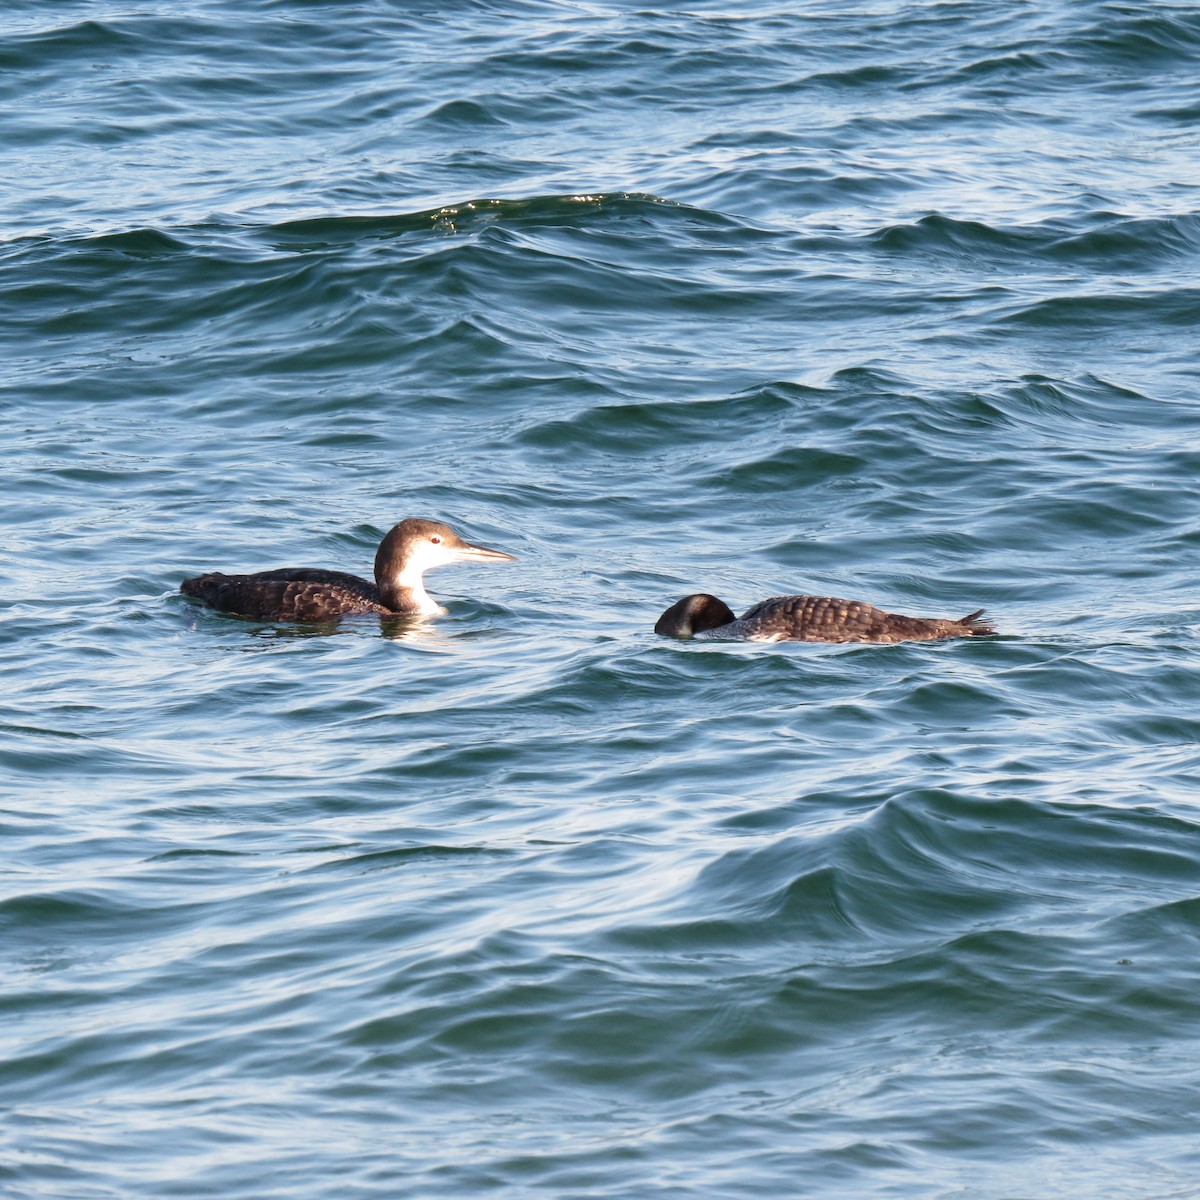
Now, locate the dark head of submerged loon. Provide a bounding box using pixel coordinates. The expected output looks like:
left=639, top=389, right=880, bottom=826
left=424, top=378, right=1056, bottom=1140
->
left=654, top=593, right=736, bottom=639
left=376, top=518, right=517, bottom=613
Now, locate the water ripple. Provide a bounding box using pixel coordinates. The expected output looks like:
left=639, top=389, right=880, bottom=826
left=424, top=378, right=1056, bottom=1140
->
left=6, top=2, right=1200, bottom=1197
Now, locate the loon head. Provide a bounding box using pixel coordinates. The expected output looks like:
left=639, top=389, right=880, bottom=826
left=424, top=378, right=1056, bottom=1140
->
left=655, top=593, right=737, bottom=638
left=375, top=518, right=516, bottom=614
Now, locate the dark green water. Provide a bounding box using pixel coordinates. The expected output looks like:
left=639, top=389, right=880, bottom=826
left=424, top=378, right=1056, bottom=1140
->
left=4, top=3, right=1200, bottom=1197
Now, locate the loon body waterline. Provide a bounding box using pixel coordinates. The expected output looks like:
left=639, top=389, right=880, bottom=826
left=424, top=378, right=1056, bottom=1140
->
left=655, top=592, right=994, bottom=643
left=181, top=518, right=516, bottom=621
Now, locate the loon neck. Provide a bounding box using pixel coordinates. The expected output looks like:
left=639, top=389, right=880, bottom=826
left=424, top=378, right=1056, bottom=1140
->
left=374, top=525, right=433, bottom=615
left=378, top=563, right=442, bottom=616
left=381, top=583, right=442, bottom=615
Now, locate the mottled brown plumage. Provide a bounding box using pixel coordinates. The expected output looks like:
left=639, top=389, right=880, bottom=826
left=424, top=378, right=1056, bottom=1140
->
left=181, top=518, right=515, bottom=622
left=181, top=568, right=391, bottom=622
left=655, top=592, right=995, bottom=643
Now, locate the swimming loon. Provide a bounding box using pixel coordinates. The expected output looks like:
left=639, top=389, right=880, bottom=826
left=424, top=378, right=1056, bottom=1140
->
left=181, top=517, right=516, bottom=621
left=655, top=592, right=994, bottom=643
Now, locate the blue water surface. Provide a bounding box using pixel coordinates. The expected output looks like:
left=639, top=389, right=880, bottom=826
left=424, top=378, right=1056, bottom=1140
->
left=3, top=2, right=1200, bottom=1197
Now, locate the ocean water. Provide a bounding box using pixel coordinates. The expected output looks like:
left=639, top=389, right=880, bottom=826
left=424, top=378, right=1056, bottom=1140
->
left=4, top=1, right=1200, bottom=1196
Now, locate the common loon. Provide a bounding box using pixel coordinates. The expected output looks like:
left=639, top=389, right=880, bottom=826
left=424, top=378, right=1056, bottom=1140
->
left=181, top=517, right=516, bottom=621
left=655, top=592, right=994, bottom=643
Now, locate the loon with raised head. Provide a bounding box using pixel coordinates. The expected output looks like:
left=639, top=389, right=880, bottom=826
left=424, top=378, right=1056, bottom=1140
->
left=655, top=592, right=994, bottom=643
left=181, top=517, right=516, bottom=622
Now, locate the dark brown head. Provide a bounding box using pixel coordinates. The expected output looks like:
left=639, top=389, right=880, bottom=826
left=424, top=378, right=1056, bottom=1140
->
left=655, top=593, right=737, bottom=638
left=374, top=518, right=516, bottom=591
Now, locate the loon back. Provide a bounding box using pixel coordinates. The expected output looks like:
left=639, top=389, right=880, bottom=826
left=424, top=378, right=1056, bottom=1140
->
left=656, top=592, right=995, bottom=643
left=181, top=569, right=386, bottom=622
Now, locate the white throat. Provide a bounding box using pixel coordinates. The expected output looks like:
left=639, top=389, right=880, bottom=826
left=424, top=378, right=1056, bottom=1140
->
left=391, top=561, right=444, bottom=615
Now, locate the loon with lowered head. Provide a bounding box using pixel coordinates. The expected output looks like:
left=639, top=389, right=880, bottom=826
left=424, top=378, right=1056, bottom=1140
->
left=655, top=592, right=994, bottom=643
left=181, top=517, right=516, bottom=622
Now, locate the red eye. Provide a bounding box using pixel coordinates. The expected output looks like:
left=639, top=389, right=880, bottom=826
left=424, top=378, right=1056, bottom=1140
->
left=430, top=536, right=442, bottom=544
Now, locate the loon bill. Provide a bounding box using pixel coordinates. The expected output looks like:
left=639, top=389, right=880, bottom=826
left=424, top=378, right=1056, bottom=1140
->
left=181, top=517, right=516, bottom=622
left=655, top=592, right=995, bottom=643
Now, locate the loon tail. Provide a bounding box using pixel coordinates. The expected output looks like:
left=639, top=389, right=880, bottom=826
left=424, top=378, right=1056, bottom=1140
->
left=959, top=608, right=996, bottom=637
